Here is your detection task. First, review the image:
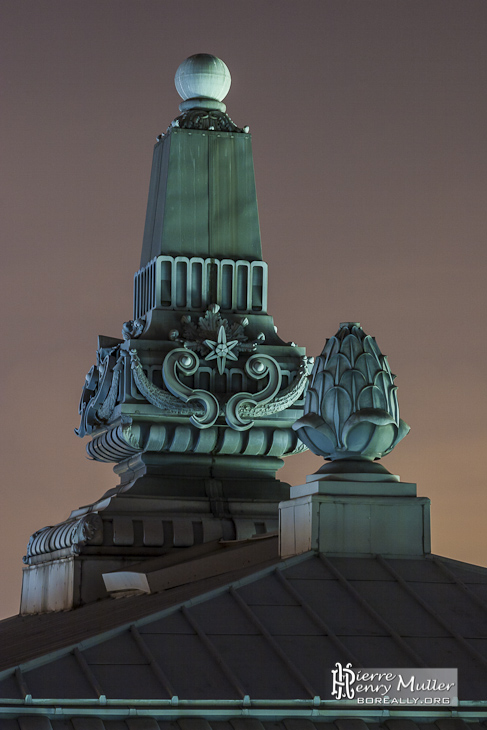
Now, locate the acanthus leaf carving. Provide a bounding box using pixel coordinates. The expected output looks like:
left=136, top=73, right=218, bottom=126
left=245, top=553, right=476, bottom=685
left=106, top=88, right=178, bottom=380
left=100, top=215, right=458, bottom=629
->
left=169, top=304, right=261, bottom=362
left=96, top=356, right=124, bottom=421
left=76, top=346, right=121, bottom=437
left=70, top=514, right=103, bottom=555
left=122, top=317, right=146, bottom=340
left=168, top=110, right=245, bottom=134
left=293, top=322, right=410, bottom=462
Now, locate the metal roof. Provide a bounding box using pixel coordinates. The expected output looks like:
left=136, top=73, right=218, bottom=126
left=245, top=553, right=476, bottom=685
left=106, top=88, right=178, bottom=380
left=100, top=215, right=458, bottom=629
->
left=1, top=547, right=487, bottom=706
left=3, top=719, right=487, bottom=730
left=0, top=539, right=282, bottom=673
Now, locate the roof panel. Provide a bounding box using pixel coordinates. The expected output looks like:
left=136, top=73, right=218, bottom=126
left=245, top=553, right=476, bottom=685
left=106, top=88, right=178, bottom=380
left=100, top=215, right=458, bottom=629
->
left=157, top=723, right=180, bottom=730
left=386, top=559, right=449, bottom=583
left=142, top=633, right=239, bottom=699
left=350, top=581, right=450, bottom=637
left=384, top=722, right=421, bottom=730
left=407, top=636, right=487, bottom=699
left=19, top=720, right=52, bottom=730
left=125, top=720, right=161, bottom=730
left=326, top=557, right=394, bottom=582
left=340, top=635, right=420, bottom=667
left=138, top=611, right=195, bottom=635
left=89, top=663, right=169, bottom=700
left=71, top=720, right=105, bottom=730
left=0, top=722, right=19, bottom=730
left=466, top=584, right=487, bottom=604
left=208, top=722, right=234, bottom=730
left=188, top=593, right=259, bottom=635
left=0, top=672, right=22, bottom=700
left=285, top=578, right=388, bottom=636
left=335, top=721, right=370, bottom=730
left=83, top=631, right=147, bottom=664
left=406, top=582, right=487, bottom=637
left=229, top=721, right=265, bottom=730
left=23, top=654, right=97, bottom=700
left=236, top=574, right=299, bottom=606
left=273, top=634, right=346, bottom=693
left=441, top=560, right=487, bottom=584
left=467, top=637, right=487, bottom=658
left=98, top=723, right=128, bottom=730
left=250, top=604, right=324, bottom=636
left=280, top=557, right=335, bottom=581
left=436, top=721, right=474, bottom=730
left=282, top=721, right=336, bottom=730
left=178, top=721, right=213, bottom=730
left=408, top=635, right=487, bottom=670
left=209, top=633, right=309, bottom=698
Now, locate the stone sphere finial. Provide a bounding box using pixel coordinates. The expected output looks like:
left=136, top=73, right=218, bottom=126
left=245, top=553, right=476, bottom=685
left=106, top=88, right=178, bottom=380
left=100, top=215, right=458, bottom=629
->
left=175, top=54, right=231, bottom=112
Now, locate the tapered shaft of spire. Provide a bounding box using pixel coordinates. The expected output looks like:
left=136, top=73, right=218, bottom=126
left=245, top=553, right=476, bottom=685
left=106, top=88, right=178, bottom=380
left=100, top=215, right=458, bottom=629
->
left=140, top=54, right=262, bottom=268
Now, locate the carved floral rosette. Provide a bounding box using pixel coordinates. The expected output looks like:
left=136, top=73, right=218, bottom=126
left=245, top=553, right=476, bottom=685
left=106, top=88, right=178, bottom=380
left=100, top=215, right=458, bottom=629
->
left=293, top=322, right=409, bottom=462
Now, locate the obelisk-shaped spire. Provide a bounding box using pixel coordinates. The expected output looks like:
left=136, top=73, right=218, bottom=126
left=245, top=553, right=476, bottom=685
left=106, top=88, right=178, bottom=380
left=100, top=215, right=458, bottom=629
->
left=140, top=54, right=262, bottom=268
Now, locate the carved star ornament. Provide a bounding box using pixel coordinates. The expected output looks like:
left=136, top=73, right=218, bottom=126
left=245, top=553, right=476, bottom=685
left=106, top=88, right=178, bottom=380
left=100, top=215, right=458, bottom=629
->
left=203, top=325, right=239, bottom=374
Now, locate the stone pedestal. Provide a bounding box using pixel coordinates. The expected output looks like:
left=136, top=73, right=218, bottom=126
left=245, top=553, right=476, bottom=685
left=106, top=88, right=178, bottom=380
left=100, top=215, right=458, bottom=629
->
left=20, top=465, right=289, bottom=614
left=279, top=472, right=430, bottom=558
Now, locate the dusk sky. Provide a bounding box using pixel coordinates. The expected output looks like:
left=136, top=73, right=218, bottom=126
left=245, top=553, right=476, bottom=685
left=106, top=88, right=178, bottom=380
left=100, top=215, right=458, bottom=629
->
left=1, top=0, right=487, bottom=618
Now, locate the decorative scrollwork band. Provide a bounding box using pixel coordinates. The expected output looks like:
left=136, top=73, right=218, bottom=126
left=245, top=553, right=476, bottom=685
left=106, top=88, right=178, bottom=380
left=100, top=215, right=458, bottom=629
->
left=78, top=342, right=311, bottom=436
left=131, top=348, right=311, bottom=432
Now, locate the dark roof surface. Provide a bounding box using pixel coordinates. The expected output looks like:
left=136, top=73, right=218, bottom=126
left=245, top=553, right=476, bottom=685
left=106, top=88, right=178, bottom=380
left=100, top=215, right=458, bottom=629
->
left=2, top=719, right=487, bottom=730
left=0, top=540, right=281, bottom=672
left=2, top=550, right=487, bottom=703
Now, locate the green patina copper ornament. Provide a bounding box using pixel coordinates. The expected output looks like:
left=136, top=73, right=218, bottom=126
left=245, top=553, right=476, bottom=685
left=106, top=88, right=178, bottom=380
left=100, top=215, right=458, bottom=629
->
left=293, top=322, right=409, bottom=465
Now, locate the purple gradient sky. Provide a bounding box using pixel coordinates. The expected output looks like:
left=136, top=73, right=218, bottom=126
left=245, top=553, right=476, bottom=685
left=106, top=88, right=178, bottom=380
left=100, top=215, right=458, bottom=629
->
left=1, top=0, right=487, bottom=618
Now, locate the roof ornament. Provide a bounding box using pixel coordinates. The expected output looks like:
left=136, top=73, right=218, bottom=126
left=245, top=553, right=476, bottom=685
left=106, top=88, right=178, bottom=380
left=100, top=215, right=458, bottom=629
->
left=127, top=346, right=312, bottom=432
left=175, top=53, right=231, bottom=112
left=293, top=322, right=410, bottom=472
left=170, top=54, right=247, bottom=133
left=169, top=304, right=263, bottom=371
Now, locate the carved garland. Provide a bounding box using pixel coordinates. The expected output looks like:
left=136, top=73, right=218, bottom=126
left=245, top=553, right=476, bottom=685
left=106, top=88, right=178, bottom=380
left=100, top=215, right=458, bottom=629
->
left=237, top=356, right=313, bottom=419
left=129, top=349, right=205, bottom=418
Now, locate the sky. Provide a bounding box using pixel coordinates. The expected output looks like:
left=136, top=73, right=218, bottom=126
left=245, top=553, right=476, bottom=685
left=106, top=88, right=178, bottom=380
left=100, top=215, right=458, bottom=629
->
left=1, top=0, right=487, bottom=619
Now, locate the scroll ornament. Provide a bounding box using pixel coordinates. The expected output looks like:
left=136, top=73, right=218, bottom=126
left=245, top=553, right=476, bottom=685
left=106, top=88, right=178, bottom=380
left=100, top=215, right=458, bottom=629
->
left=293, top=322, right=409, bottom=462
left=76, top=347, right=123, bottom=438
left=129, top=348, right=312, bottom=432
left=76, top=304, right=312, bottom=436
left=23, top=514, right=103, bottom=562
